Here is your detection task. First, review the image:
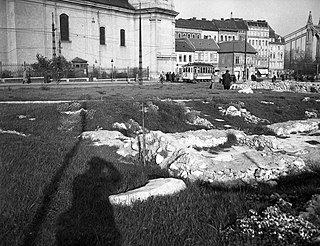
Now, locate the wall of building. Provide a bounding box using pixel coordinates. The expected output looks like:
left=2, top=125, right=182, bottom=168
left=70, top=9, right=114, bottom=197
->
left=1, top=0, right=177, bottom=79
left=0, top=0, right=8, bottom=64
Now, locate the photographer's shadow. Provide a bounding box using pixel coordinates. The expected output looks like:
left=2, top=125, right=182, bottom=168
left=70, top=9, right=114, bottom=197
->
left=56, top=157, right=122, bottom=246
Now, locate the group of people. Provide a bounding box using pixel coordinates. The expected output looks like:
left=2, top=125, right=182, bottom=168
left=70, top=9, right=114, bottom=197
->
left=159, top=71, right=179, bottom=84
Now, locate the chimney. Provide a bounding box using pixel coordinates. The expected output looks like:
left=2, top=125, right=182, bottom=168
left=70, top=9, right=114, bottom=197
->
left=202, top=18, right=206, bottom=20
left=231, top=12, right=233, bottom=19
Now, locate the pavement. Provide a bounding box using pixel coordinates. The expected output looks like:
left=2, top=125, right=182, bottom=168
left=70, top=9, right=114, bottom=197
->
left=0, top=79, right=172, bottom=89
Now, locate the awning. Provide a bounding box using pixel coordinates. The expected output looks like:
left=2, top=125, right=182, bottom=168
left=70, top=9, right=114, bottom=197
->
left=257, top=69, right=269, bottom=74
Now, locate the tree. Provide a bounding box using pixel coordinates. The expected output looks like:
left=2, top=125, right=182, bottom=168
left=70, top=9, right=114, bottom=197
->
left=31, top=53, right=73, bottom=84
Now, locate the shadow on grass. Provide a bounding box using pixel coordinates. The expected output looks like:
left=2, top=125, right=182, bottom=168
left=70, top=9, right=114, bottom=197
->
left=55, top=157, right=122, bottom=246
left=21, top=102, right=87, bottom=246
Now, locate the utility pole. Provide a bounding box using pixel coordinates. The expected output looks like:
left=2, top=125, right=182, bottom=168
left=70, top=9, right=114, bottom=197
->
left=141, top=103, right=146, bottom=166
left=244, top=31, right=247, bottom=81
left=232, top=41, right=235, bottom=75
left=138, top=2, right=143, bottom=85
left=52, top=12, right=56, bottom=59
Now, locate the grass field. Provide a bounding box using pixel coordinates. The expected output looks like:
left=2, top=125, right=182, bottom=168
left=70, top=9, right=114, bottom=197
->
left=1, top=83, right=320, bottom=245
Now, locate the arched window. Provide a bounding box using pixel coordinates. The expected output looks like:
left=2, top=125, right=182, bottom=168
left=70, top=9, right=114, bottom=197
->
left=100, top=27, right=105, bottom=45
left=120, top=29, right=125, bottom=46
left=60, top=13, right=69, bottom=41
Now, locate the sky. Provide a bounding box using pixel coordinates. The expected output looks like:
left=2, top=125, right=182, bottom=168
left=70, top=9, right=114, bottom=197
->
left=174, top=0, right=320, bottom=36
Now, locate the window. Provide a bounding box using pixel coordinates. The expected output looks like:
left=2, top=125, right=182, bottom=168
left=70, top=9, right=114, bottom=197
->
left=183, top=55, right=187, bottom=62
left=60, top=14, right=69, bottom=41
left=179, top=55, right=182, bottom=62
left=100, top=27, right=105, bottom=45
left=235, top=56, right=240, bottom=64
left=189, top=55, right=192, bottom=62
left=120, top=29, right=125, bottom=46
left=221, top=35, right=223, bottom=41
left=197, top=34, right=200, bottom=38
left=187, top=33, right=191, bottom=38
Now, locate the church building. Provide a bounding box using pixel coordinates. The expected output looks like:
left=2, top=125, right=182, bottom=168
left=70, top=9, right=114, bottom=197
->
left=284, top=11, right=320, bottom=65
left=0, top=0, right=178, bottom=79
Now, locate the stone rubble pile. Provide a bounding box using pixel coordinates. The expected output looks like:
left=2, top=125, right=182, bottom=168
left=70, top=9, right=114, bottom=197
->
left=219, top=103, right=270, bottom=124
left=230, top=80, right=320, bottom=93
left=82, top=118, right=320, bottom=186
left=266, top=118, right=320, bottom=136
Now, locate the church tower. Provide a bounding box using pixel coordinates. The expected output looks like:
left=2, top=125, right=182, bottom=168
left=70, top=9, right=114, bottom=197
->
left=305, top=11, right=314, bottom=61
left=128, top=0, right=175, bottom=10
left=128, top=0, right=178, bottom=78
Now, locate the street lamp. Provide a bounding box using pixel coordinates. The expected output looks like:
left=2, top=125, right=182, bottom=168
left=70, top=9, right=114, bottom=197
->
left=111, top=59, right=114, bottom=82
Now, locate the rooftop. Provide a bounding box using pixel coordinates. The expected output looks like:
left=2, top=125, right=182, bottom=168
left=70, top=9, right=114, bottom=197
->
left=82, top=0, right=135, bottom=10
left=218, top=40, right=256, bottom=54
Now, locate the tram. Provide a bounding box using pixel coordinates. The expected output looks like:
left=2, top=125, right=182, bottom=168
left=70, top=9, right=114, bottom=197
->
left=182, top=63, right=215, bottom=83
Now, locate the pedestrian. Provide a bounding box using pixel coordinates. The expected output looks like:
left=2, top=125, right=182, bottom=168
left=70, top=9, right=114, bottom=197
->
left=172, top=72, right=175, bottom=82
left=159, top=72, right=164, bottom=84
left=209, top=72, right=216, bottom=89
left=168, top=72, right=172, bottom=82
left=222, top=70, right=232, bottom=90
left=22, top=68, right=27, bottom=84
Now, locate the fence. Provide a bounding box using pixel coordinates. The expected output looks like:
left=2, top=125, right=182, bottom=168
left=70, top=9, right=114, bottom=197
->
left=0, top=61, right=150, bottom=82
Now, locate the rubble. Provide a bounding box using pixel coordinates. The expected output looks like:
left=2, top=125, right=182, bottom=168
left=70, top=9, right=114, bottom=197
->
left=82, top=118, right=320, bottom=186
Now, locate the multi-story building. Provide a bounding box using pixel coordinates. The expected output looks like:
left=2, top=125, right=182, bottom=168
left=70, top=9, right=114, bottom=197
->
left=175, top=17, right=248, bottom=43
left=269, top=27, right=285, bottom=77
left=176, top=17, right=284, bottom=77
left=175, top=18, right=219, bottom=40
left=175, top=38, right=219, bottom=74
left=0, top=0, right=178, bottom=79
left=218, top=40, right=257, bottom=79
left=212, top=18, right=248, bottom=42
left=246, top=20, right=270, bottom=76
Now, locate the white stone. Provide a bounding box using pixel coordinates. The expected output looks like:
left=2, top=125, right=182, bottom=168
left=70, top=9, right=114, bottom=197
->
left=238, top=88, right=254, bottom=94
left=156, top=154, right=164, bottom=164
left=225, top=106, right=241, bottom=117
left=267, top=119, right=320, bottom=136
left=109, top=178, right=186, bottom=206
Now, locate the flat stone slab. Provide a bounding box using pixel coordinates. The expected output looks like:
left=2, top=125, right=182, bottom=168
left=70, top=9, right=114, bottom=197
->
left=109, top=178, right=186, bottom=206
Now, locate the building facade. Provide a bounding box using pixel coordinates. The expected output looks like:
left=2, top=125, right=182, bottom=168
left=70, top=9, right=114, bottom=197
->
left=176, top=17, right=284, bottom=77
left=218, top=40, right=257, bottom=80
left=175, top=38, right=219, bottom=74
left=246, top=20, right=270, bottom=75
left=0, top=0, right=178, bottom=79
left=269, top=28, right=285, bottom=77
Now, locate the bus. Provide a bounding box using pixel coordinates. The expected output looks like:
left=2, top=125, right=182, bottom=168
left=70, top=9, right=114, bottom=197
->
left=182, top=63, right=215, bottom=83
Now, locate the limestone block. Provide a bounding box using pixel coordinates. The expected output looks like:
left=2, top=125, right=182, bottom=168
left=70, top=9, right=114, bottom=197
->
left=225, top=106, right=241, bottom=117
left=238, top=88, right=254, bottom=94
left=109, top=178, right=186, bottom=206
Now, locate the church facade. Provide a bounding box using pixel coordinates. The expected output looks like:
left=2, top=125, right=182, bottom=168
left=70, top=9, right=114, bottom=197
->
left=0, top=0, right=178, bottom=79
left=284, top=11, right=320, bottom=68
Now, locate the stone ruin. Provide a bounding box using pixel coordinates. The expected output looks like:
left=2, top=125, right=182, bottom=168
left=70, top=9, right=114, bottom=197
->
left=230, top=80, right=320, bottom=93
left=82, top=118, right=320, bottom=186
